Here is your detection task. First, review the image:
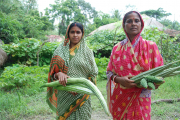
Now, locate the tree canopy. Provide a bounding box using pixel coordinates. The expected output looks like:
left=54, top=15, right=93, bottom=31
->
left=140, top=8, right=172, bottom=20
left=0, top=0, right=54, bottom=43
left=0, top=0, right=179, bottom=44
left=47, top=0, right=98, bottom=35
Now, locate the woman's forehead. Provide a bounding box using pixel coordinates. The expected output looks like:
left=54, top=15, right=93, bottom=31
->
left=126, top=12, right=140, bottom=19
left=69, top=26, right=81, bottom=31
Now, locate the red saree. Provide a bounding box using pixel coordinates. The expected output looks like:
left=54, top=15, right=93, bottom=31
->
left=106, top=11, right=163, bottom=120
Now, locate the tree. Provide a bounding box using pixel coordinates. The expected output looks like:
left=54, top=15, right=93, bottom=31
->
left=0, top=0, right=54, bottom=43
left=160, top=19, right=180, bottom=31
left=125, top=4, right=137, bottom=12
left=140, top=8, right=172, bottom=21
left=0, top=0, right=26, bottom=15
left=0, top=11, right=24, bottom=43
left=111, top=9, right=122, bottom=21
left=93, top=12, right=119, bottom=28
left=48, top=0, right=98, bottom=35
left=22, top=0, right=38, bottom=14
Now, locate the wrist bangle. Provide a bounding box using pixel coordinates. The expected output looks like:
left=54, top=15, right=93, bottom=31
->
left=112, top=75, right=118, bottom=82
left=54, top=73, right=57, bottom=80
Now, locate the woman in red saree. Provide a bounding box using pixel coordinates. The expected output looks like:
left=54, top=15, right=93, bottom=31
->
left=106, top=11, right=164, bottom=120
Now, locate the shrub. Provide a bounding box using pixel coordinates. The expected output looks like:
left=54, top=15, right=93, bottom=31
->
left=0, top=64, right=49, bottom=91
left=1, top=38, right=60, bottom=66
left=95, top=57, right=109, bottom=80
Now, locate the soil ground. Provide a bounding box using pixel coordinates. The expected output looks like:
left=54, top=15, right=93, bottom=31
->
left=25, top=111, right=112, bottom=120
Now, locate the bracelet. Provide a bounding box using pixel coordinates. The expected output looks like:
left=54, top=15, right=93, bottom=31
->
left=112, top=75, right=118, bottom=82
left=54, top=73, right=57, bottom=80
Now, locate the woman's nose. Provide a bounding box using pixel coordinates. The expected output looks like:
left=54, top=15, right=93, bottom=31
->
left=132, top=20, right=136, bottom=25
left=74, top=32, right=77, bottom=36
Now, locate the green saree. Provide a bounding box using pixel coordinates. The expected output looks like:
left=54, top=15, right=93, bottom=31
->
left=47, top=23, right=98, bottom=120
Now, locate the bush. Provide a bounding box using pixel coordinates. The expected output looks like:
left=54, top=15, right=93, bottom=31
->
left=86, top=29, right=126, bottom=58
left=95, top=57, right=109, bottom=80
left=0, top=64, right=49, bottom=91
left=0, top=11, right=24, bottom=44
left=1, top=38, right=60, bottom=66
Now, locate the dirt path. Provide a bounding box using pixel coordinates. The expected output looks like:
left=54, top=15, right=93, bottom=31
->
left=25, top=111, right=112, bottom=120
left=91, top=111, right=112, bottom=120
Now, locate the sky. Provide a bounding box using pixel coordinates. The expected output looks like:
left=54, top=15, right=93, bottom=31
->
left=37, top=0, right=180, bottom=22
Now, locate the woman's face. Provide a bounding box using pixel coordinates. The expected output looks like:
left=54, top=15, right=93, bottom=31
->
left=69, top=26, right=83, bottom=45
left=123, top=12, right=142, bottom=38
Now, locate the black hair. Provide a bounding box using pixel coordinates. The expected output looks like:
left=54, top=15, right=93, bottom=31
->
left=68, top=22, right=84, bottom=37
left=123, top=11, right=142, bottom=24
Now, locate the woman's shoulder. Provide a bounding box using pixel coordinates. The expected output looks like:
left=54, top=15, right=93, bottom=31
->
left=142, top=39, right=158, bottom=47
left=112, top=39, right=126, bottom=51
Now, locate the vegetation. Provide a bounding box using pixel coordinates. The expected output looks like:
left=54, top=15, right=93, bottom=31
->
left=140, top=8, right=172, bottom=21
left=0, top=38, right=60, bottom=66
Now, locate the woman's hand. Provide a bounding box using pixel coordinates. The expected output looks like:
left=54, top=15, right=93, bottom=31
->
left=154, top=81, right=165, bottom=89
left=68, top=91, right=78, bottom=96
left=55, top=72, right=70, bottom=86
left=114, top=75, right=136, bottom=88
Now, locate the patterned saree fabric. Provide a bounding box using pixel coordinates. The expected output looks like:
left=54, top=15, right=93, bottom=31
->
left=47, top=23, right=98, bottom=120
left=106, top=11, right=163, bottom=120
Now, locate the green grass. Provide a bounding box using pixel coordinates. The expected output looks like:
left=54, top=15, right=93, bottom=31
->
left=0, top=87, right=54, bottom=120
left=151, top=75, right=180, bottom=120
left=91, top=80, right=107, bottom=111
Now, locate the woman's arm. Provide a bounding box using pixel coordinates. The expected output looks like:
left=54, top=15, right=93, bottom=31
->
left=112, top=74, right=137, bottom=88
left=107, top=70, right=136, bottom=88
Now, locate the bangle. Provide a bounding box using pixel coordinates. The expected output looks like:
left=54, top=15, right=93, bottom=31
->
left=54, top=73, right=57, bottom=80
left=112, top=75, right=118, bottom=82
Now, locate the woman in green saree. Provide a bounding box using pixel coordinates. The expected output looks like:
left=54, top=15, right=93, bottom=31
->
left=47, top=22, right=98, bottom=120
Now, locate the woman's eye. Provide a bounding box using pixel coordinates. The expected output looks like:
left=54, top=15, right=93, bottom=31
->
left=70, top=31, right=81, bottom=34
left=127, top=20, right=132, bottom=23
left=135, top=19, right=140, bottom=23
left=76, top=31, right=81, bottom=34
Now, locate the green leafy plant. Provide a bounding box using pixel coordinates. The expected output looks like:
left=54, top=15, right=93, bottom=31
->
left=0, top=64, right=49, bottom=90
left=141, top=27, right=180, bottom=64
left=1, top=38, right=60, bottom=66
left=95, top=57, right=109, bottom=80
left=86, top=29, right=125, bottom=58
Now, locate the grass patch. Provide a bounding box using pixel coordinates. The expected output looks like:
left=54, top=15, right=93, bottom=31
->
left=152, top=75, right=180, bottom=100
left=0, top=89, right=55, bottom=120
left=91, top=80, right=107, bottom=111
left=151, top=75, right=180, bottom=119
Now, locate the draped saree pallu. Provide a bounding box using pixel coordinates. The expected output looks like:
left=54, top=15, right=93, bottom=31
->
left=47, top=23, right=98, bottom=120
left=106, top=11, right=163, bottom=120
